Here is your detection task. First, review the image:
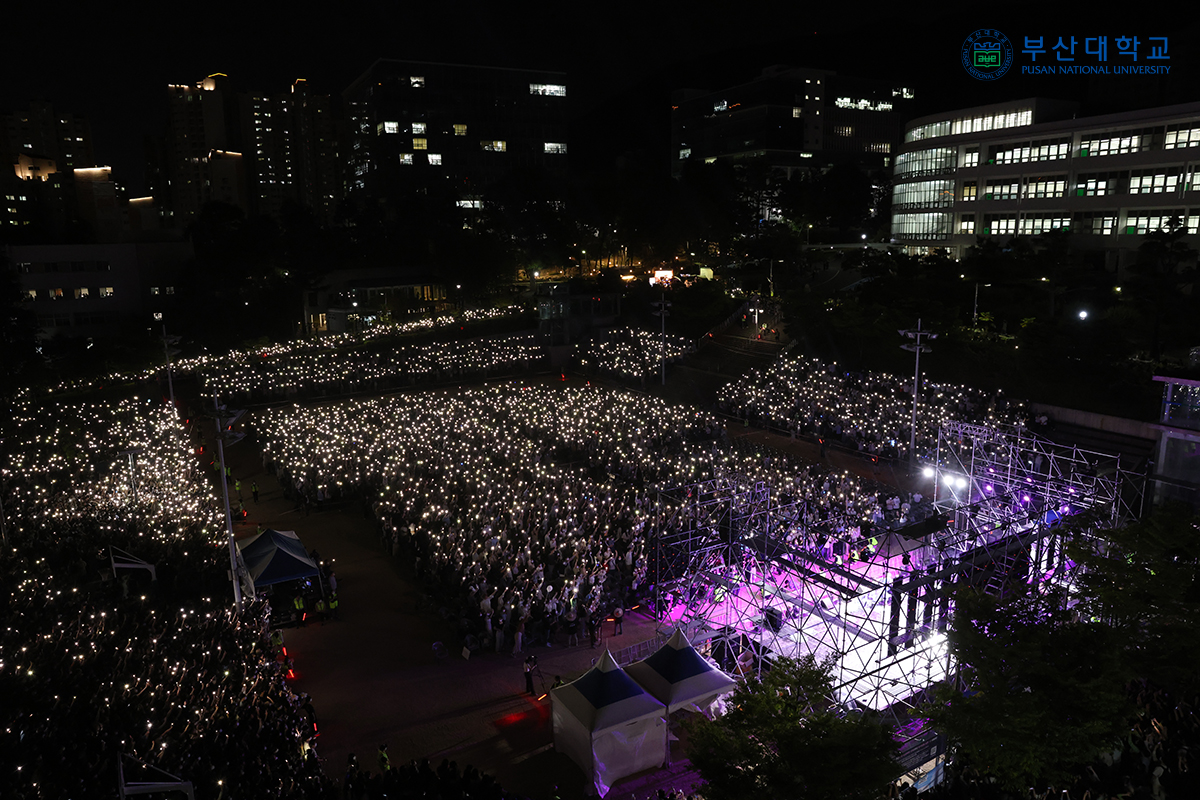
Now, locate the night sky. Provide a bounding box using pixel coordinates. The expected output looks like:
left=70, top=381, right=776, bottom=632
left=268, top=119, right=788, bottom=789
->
left=4, top=3, right=1198, bottom=195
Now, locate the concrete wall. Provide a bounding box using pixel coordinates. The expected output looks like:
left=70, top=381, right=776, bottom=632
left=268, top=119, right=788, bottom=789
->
left=1029, top=402, right=1159, bottom=442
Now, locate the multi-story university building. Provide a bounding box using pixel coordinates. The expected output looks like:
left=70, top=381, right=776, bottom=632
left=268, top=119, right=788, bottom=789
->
left=890, top=98, right=1200, bottom=264
left=343, top=59, right=569, bottom=204
left=150, top=74, right=342, bottom=227
left=671, top=66, right=916, bottom=179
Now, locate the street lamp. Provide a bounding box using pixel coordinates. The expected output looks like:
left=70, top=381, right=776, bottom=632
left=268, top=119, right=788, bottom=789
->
left=899, top=319, right=937, bottom=466
left=1078, top=310, right=1088, bottom=320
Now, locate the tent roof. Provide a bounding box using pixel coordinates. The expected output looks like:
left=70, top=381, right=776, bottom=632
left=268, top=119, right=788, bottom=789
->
left=625, top=629, right=737, bottom=713
left=236, top=529, right=320, bottom=586
left=552, top=650, right=665, bottom=733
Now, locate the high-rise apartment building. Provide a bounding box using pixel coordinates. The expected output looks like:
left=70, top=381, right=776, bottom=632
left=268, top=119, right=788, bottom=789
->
left=343, top=59, right=569, bottom=204
left=154, top=74, right=343, bottom=227
left=1, top=101, right=95, bottom=172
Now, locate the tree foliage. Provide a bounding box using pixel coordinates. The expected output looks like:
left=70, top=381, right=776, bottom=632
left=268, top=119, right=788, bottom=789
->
left=925, top=585, right=1130, bottom=791
left=685, top=654, right=899, bottom=800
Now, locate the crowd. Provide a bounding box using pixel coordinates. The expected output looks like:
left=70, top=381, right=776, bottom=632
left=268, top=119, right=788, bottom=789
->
left=197, top=333, right=546, bottom=405
left=578, top=327, right=694, bottom=382
left=254, top=384, right=929, bottom=658
left=0, top=395, right=337, bottom=799
left=717, top=356, right=1024, bottom=462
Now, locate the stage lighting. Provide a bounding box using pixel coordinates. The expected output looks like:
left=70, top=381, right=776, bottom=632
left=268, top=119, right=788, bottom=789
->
left=954, top=477, right=967, bottom=490
left=922, top=467, right=934, bottom=478
left=943, top=475, right=954, bottom=487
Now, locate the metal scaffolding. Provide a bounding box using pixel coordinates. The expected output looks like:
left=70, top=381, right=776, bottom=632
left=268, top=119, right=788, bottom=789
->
left=650, top=420, right=1146, bottom=732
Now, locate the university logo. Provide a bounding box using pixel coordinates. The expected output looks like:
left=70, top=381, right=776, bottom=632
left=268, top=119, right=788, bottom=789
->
left=962, top=29, right=1014, bottom=80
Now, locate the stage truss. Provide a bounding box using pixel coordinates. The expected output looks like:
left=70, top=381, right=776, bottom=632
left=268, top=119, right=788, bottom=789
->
left=650, top=421, right=1146, bottom=732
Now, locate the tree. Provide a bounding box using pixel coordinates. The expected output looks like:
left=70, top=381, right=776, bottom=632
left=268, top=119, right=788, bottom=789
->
left=1068, top=504, right=1200, bottom=691
left=925, top=584, right=1130, bottom=791
left=685, top=655, right=899, bottom=800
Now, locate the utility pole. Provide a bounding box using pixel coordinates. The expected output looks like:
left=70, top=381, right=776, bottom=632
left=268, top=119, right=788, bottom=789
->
left=899, top=319, right=937, bottom=466
left=162, top=326, right=181, bottom=418
left=211, top=393, right=247, bottom=612
left=651, top=290, right=671, bottom=385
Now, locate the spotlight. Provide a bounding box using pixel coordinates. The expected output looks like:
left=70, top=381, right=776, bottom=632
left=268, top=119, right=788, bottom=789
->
left=954, top=477, right=967, bottom=490
left=922, top=467, right=934, bottom=478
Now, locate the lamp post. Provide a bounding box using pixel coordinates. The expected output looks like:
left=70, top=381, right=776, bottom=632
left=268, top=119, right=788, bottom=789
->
left=211, top=393, right=247, bottom=613
left=899, top=319, right=937, bottom=466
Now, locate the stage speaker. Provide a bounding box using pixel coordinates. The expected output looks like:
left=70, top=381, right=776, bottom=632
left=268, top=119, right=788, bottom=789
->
left=764, top=607, right=783, bottom=633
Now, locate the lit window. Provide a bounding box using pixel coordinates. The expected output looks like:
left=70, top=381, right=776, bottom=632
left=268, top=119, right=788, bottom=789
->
left=835, top=126, right=853, bottom=137
left=413, top=137, right=428, bottom=150
left=412, top=122, right=427, bottom=134
left=379, top=121, right=399, bottom=135
left=544, top=142, right=567, bottom=154
left=457, top=199, right=482, bottom=209
left=100, top=287, right=114, bottom=297
left=793, top=107, right=802, bottom=118
left=411, top=76, right=425, bottom=87
left=481, top=140, right=506, bottom=152
left=153, top=312, right=163, bottom=321
left=678, top=147, right=691, bottom=160
left=150, top=286, right=160, bottom=295
left=51, top=288, right=64, bottom=300
left=75, top=287, right=90, bottom=299
left=454, top=124, right=467, bottom=136
left=400, top=153, right=414, bottom=165
left=428, top=154, right=442, bottom=165
left=26, top=289, right=36, bottom=300
left=529, top=83, right=566, bottom=96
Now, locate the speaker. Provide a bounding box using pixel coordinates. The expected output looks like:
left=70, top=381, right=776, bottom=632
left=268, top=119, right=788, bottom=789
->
left=764, top=607, right=783, bottom=633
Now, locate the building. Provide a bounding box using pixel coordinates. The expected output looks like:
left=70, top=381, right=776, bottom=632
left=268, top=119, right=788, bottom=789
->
left=343, top=59, right=569, bottom=204
left=890, top=98, right=1200, bottom=262
left=7, top=241, right=193, bottom=340
left=303, top=266, right=448, bottom=334
left=1, top=101, right=95, bottom=172
left=153, top=74, right=343, bottom=227
left=670, top=66, right=915, bottom=179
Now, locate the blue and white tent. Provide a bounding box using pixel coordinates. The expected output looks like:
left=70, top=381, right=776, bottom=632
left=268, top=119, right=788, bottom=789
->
left=625, top=629, right=737, bottom=715
left=551, top=649, right=667, bottom=796
left=235, top=529, right=320, bottom=588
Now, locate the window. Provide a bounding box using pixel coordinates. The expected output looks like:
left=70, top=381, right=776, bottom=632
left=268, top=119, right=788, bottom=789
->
left=959, top=214, right=975, bottom=234
left=1079, top=127, right=1158, bottom=157
left=544, top=142, right=567, bottom=154
left=834, top=126, right=853, bottom=137
left=989, top=137, right=1070, bottom=164
left=529, top=83, right=566, bottom=96
left=893, top=148, right=955, bottom=178
left=25, top=289, right=36, bottom=300
left=166, top=286, right=175, bottom=295
left=1074, top=211, right=1118, bottom=235
left=1019, top=213, right=1071, bottom=235
left=413, top=137, right=428, bottom=150
left=982, top=215, right=1017, bottom=235
left=1124, top=210, right=1196, bottom=235
left=1128, top=170, right=1180, bottom=194
left=984, top=180, right=1020, bottom=201
left=380, top=121, right=399, bottom=135
left=961, top=182, right=977, bottom=202
left=100, top=287, right=114, bottom=297
left=1023, top=176, right=1067, bottom=199
left=481, top=140, right=506, bottom=152
left=865, top=143, right=890, bottom=153
left=399, top=153, right=413, bottom=165
left=890, top=180, right=954, bottom=209
left=1075, top=172, right=1124, bottom=197
left=75, top=287, right=90, bottom=300
left=1164, top=126, right=1200, bottom=150
left=678, top=147, right=692, bottom=160
left=153, top=312, right=163, bottom=321
left=792, top=107, right=803, bottom=118
left=51, top=288, right=64, bottom=300
left=890, top=212, right=953, bottom=240
left=150, top=286, right=160, bottom=295
left=428, top=154, right=442, bottom=165
left=412, top=122, right=427, bottom=134
left=457, top=199, right=482, bottom=209
left=411, top=76, right=425, bottom=88
left=454, top=124, right=467, bottom=136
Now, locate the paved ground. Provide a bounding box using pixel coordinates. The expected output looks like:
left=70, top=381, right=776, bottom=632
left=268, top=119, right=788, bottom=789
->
left=220, top=431, right=697, bottom=800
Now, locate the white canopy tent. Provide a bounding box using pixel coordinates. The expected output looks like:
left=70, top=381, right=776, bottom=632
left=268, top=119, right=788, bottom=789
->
left=551, top=650, right=667, bottom=796
left=625, top=628, right=737, bottom=716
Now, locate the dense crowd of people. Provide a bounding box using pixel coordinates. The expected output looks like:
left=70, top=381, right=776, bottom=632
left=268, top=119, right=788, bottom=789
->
left=254, top=384, right=928, bottom=658
left=717, top=356, right=1024, bottom=462
left=0, top=395, right=337, bottom=799
left=577, top=328, right=694, bottom=382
